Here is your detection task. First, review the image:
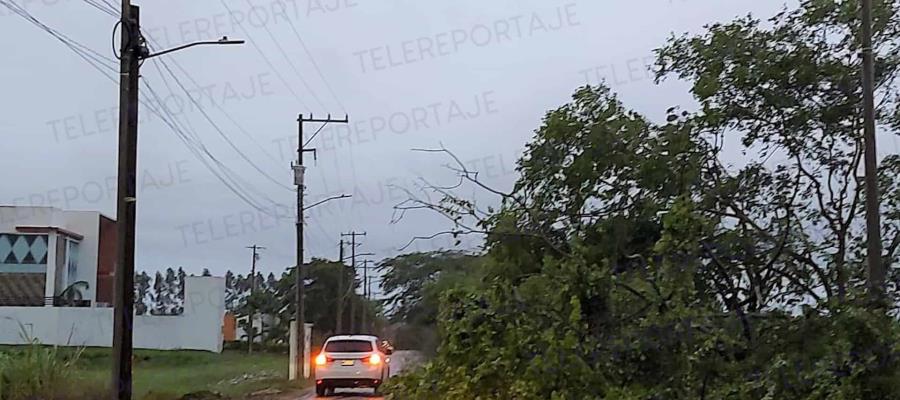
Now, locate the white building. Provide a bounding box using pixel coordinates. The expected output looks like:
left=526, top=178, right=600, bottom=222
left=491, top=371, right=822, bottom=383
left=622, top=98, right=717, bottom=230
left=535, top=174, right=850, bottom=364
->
left=0, top=206, right=116, bottom=307
left=0, top=206, right=227, bottom=352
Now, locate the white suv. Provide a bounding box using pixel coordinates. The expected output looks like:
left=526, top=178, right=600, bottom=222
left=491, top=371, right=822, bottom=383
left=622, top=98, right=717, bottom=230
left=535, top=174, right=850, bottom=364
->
left=314, top=335, right=392, bottom=396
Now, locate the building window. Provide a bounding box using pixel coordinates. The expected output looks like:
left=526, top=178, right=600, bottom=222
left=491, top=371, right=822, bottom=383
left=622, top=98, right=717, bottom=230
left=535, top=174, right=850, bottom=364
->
left=66, top=239, right=80, bottom=286
left=0, top=234, right=48, bottom=273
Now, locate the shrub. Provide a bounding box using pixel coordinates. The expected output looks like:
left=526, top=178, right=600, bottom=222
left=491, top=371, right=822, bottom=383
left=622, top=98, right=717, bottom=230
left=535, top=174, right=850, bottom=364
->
left=0, top=325, right=85, bottom=400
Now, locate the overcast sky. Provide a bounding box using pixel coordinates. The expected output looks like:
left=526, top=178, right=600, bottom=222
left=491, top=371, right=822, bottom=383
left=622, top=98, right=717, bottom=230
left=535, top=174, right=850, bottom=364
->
left=1, top=0, right=807, bottom=282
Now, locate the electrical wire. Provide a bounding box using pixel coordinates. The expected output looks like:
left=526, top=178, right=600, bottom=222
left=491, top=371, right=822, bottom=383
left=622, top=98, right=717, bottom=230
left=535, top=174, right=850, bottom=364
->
left=239, top=0, right=327, bottom=113
left=152, top=54, right=296, bottom=192
left=98, top=0, right=119, bottom=15
left=81, top=0, right=117, bottom=17
left=140, top=62, right=283, bottom=212
left=143, top=55, right=293, bottom=215
left=145, top=37, right=288, bottom=173
left=144, top=76, right=298, bottom=219
left=219, top=0, right=310, bottom=111
left=8, top=0, right=342, bottom=250
left=279, top=4, right=347, bottom=113
left=0, top=0, right=117, bottom=74
left=141, top=80, right=272, bottom=213
left=3, top=0, right=292, bottom=218
left=141, top=42, right=294, bottom=218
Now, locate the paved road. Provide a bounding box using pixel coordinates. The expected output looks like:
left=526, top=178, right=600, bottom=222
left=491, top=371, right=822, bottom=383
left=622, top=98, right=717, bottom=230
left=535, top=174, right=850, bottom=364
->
left=299, top=351, right=423, bottom=400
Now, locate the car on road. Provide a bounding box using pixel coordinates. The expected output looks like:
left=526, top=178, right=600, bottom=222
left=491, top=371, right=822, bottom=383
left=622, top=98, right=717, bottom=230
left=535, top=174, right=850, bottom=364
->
left=314, top=335, right=392, bottom=396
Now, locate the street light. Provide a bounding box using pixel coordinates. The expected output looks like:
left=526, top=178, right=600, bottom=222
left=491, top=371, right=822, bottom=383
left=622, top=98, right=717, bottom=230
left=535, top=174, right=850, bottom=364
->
left=303, top=194, right=351, bottom=211
left=111, top=6, right=244, bottom=398
left=143, top=36, right=245, bottom=59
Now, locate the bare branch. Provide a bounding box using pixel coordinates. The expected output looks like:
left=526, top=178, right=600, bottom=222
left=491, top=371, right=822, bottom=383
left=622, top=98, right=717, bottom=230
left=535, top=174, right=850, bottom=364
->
left=397, top=230, right=467, bottom=252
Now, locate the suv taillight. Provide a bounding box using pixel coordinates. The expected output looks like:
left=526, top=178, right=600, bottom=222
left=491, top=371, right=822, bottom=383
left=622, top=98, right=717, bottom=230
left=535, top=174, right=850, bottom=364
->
left=368, top=353, right=382, bottom=365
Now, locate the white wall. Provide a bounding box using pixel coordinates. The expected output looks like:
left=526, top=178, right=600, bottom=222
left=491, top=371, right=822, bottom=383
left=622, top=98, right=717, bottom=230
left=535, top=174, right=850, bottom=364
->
left=61, top=211, right=101, bottom=303
left=0, top=277, right=225, bottom=352
left=0, top=206, right=56, bottom=230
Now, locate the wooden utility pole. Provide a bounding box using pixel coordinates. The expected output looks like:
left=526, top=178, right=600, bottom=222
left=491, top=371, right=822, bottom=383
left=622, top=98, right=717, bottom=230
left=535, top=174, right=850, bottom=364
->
left=861, top=0, right=885, bottom=300
left=361, top=259, right=373, bottom=331
left=111, top=4, right=140, bottom=399
left=246, top=245, right=265, bottom=353
left=107, top=7, right=242, bottom=396
left=336, top=240, right=345, bottom=334
left=294, top=114, right=349, bottom=379
left=341, top=231, right=365, bottom=333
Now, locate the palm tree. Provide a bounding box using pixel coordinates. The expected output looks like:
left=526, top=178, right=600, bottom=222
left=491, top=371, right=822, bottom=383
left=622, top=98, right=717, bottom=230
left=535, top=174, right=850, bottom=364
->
left=57, top=281, right=89, bottom=307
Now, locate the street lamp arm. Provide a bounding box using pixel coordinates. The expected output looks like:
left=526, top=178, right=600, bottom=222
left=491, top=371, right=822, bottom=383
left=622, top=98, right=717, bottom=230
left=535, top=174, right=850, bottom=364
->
left=143, top=36, right=244, bottom=59
left=303, top=194, right=351, bottom=211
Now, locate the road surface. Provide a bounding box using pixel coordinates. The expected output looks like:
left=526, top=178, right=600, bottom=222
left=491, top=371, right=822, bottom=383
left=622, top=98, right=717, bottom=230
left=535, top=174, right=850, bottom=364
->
left=298, top=350, right=423, bottom=400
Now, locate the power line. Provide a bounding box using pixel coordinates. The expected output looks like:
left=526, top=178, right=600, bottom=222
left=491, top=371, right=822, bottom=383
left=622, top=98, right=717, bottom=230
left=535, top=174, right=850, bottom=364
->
left=153, top=40, right=288, bottom=173
left=280, top=6, right=346, bottom=113
left=152, top=55, right=296, bottom=192
left=239, top=0, right=328, bottom=112
left=1, top=0, right=117, bottom=73
left=141, top=79, right=274, bottom=214
left=219, top=0, right=310, bottom=111
left=147, top=83, right=285, bottom=217
left=81, top=0, right=117, bottom=17
left=3, top=0, right=288, bottom=220
left=141, top=64, right=288, bottom=217
left=97, top=0, right=118, bottom=14
left=142, top=41, right=296, bottom=213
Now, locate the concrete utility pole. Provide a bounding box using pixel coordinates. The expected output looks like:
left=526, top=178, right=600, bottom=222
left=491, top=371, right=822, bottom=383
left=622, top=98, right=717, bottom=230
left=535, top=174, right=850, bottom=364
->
left=294, top=114, right=349, bottom=379
left=341, top=231, right=366, bottom=333
left=336, top=240, right=345, bottom=334
left=111, top=4, right=140, bottom=399
left=861, top=0, right=885, bottom=301
left=108, top=5, right=241, bottom=394
left=246, top=245, right=265, bottom=354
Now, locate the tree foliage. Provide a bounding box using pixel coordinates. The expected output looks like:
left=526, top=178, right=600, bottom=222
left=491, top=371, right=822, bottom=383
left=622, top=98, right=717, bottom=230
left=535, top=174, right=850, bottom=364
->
left=388, top=1, right=900, bottom=398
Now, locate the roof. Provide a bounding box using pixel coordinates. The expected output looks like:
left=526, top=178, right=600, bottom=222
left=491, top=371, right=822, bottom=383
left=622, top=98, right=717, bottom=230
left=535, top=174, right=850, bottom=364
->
left=325, top=335, right=379, bottom=342
left=16, top=226, right=85, bottom=241
left=0, top=273, right=45, bottom=306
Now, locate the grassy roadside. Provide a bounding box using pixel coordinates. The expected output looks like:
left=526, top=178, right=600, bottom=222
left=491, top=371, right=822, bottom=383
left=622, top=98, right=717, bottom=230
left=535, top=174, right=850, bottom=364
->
left=0, top=346, right=307, bottom=399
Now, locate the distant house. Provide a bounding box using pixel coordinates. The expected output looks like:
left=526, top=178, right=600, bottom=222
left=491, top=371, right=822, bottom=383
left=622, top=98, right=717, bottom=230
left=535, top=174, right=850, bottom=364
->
left=230, top=313, right=275, bottom=343
left=0, top=206, right=227, bottom=352
left=0, top=206, right=116, bottom=307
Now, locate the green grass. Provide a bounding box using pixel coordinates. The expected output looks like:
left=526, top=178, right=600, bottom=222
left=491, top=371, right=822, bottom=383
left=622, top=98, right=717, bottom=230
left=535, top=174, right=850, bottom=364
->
left=0, top=346, right=306, bottom=399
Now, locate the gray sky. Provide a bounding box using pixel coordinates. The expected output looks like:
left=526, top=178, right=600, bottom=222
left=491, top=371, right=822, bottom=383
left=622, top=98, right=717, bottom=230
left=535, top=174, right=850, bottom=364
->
left=0, top=0, right=797, bottom=280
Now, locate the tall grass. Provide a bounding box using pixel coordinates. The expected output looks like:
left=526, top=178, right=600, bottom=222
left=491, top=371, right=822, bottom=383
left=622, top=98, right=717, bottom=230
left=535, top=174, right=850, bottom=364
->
left=0, top=323, right=86, bottom=400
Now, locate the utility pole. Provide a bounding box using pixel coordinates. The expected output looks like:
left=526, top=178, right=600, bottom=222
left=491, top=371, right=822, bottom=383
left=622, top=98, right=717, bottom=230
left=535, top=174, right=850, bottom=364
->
left=361, top=259, right=373, bottom=331
left=341, top=231, right=366, bottom=333
left=246, top=245, right=265, bottom=354
left=107, top=5, right=242, bottom=396
left=294, top=114, right=349, bottom=379
left=861, top=0, right=885, bottom=301
left=367, top=275, right=374, bottom=323
left=111, top=4, right=140, bottom=399
left=336, top=239, right=345, bottom=334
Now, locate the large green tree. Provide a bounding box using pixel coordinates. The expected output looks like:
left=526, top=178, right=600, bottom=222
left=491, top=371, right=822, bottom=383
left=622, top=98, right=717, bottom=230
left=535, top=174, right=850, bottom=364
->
left=389, top=1, right=900, bottom=398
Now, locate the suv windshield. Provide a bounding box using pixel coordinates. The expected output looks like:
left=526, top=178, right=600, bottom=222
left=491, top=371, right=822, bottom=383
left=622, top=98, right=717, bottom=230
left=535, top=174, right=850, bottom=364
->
left=324, top=340, right=373, bottom=352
